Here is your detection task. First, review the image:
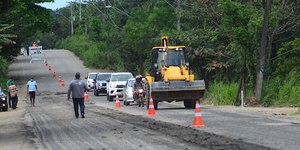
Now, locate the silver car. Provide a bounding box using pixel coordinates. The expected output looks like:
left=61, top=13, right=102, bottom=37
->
left=123, top=78, right=135, bottom=105
left=123, top=78, right=149, bottom=106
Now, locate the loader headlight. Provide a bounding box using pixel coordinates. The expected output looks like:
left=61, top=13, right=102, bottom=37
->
left=185, top=62, right=189, bottom=67
left=185, top=62, right=189, bottom=70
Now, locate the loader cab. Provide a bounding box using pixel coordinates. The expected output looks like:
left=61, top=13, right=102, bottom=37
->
left=152, top=46, right=187, bottom=68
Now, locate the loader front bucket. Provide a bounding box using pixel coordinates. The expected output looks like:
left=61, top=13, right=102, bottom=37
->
left=150, top=80, right=205, bottom=101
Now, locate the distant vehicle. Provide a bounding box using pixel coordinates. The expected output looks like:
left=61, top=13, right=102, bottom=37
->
left=0, top=88, right=8, bottom=112
left=94, top=72, right=112, bottom=96
left=123, top=78, right=135, bottom=105
left=85, top=72, right=97, bottom=91
left=107, top=72, right=134, bottom=101
left=28, top=46, right=45, bottom=63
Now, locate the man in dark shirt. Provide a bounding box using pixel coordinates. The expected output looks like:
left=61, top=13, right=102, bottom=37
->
left=68, top=72, right=88, bottom=118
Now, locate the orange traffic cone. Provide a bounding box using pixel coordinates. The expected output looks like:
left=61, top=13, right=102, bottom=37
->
left=84, top=92, right=88, bottom=101
left=61, top=80, right=65, bottom=88
left=148, top=96, right=156, bottom=116
left=58, top=76, right=62, bottom=83
left=48, top=65, right=52, bottom=72
left=193, top=100, right=204, bottom=127
left=44, top=60, right=48, bottom=67
left=115, top=95, right=121, bottom=108
left=53, top=72, right=56, bottom=78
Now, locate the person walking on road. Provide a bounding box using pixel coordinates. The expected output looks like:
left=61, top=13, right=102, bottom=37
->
left=9, top=82, right=18, bottom=109
left=27, top=77, right=38, bottom=107
left=6, top=77, right=14, bottom=108
left=68, top=72, right=88, bottom=119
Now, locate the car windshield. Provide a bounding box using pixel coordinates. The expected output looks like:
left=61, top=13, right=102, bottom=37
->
left=127, top=80, right=135, bottom=87
left=89, top=74, right=97, bottom=79
left=111, top=74, right=133, bottom=82
left=97, top=74, right=111, bottom=81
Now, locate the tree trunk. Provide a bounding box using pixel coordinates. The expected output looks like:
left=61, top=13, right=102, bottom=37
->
left=255, top=0, right=271, bottom=101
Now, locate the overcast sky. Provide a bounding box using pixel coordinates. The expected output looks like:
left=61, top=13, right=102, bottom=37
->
left=39, top=0, right=70, bottom=10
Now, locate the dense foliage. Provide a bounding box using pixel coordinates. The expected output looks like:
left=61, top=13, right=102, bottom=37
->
left=0, top=0, right=53, bottom=85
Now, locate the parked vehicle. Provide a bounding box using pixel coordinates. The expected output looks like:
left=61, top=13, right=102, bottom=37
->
left=123, top=78, right=135, bottom=105
left=85, top=72, right=97, bottom=91
left=94, top=72, right=112, bottom=96
left=0, top=88, right=8, bottom=112
left=107, top=72, right=133, bottom=101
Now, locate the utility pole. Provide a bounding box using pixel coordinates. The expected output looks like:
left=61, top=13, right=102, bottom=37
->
left=255, top=0, right=271, bottom=101
left=71, top=2, right=74, bottom=35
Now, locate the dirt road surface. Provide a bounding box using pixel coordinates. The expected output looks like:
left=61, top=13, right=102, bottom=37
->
left=0, top=50, right=298, bottom=150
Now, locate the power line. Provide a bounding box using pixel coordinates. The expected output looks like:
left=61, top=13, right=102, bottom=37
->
left=89, top=2, right=122, bottom=30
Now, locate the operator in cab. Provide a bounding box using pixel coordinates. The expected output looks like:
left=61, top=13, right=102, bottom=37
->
left=133, top=75, right=145, bottom=101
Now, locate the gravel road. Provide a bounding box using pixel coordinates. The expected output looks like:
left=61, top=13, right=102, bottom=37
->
left=0, top=50, right=298, bottom=150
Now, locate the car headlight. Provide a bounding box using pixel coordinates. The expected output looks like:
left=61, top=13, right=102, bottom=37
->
left=2, top=98, right=5, bottom=101
left=110, top=84, right=116, bottom=88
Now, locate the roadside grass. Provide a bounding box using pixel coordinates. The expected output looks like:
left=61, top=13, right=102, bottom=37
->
left=204, top=81, right=238, bottom=105
left=262, top=69, right=300, bottom=107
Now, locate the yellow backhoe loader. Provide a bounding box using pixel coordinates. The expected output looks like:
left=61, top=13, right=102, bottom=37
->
left=145, top=36, right=205, bottom=109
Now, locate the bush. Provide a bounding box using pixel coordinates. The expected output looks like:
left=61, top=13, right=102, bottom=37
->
left=262, top=69, right=300, bottom=107
left=204, top=81, right=238, bottom=105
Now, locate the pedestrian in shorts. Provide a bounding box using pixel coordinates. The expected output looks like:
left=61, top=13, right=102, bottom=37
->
left=27, top=77, right=38, bottom=107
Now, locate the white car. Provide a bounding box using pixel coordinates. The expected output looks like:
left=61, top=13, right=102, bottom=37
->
left=107, top=72, right=133, bottom=101
left=85, top=72, right=98, bottom=91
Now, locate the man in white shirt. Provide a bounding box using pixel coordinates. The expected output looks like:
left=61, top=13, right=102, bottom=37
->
left=27, top=77, right=38, bottom=107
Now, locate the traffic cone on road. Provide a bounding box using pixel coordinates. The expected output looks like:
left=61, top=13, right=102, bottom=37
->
left=193, top=100, right=204, bottom=127
left=44, top=60, right=48, bottom=67
left=61, top=80, right=65, bottom=88
left=58, top=76, right=62, bottom=83
left=148, top=96, right=156, bottom=117
left=53, top=72, right=56, bottom=78
left=115, top=95, right=121, bottom=108
left=48, top=65, right=52, bottom=72
left=84, top=92, right=88, bottom=101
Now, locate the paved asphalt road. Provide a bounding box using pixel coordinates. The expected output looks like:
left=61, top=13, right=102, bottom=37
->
left=0, top=50, right=299, bottom=150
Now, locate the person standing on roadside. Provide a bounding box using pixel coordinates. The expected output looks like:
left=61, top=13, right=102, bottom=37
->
left=6, top=77, right=14, bottom=108
left=9, top=82, right=18, bottom=109
left=27, top=77, right=38, bottom=107
left=68, top=72, right=87, bottom=119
